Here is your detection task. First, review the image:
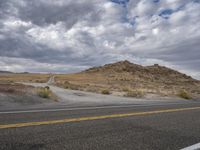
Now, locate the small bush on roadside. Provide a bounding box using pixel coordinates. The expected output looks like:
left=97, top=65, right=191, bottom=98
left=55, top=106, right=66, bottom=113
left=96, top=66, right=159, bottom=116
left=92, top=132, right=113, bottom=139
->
left=101, top=89, right=110, bottom=95
left=122, top=87, right=130, bottom=92
left=45, top=86, right=50, bottom=90
left=178, top=89, right=191, bottom=99
left=86, top=88, right=99, bottom=93
left=37, top=87, right=51, bottom=98
left=64, top=84, right=79, bottom=90
left=64, top=85, right=69, bottom=89
left=125, top=90, right=144, bottom=98
left=70, top=85, right=80, bottom=90
left=63, top=81, right=80, bottom=90
left=63, top=81, right=70, bottom=89
left=35, top=80, right=41, bottom=83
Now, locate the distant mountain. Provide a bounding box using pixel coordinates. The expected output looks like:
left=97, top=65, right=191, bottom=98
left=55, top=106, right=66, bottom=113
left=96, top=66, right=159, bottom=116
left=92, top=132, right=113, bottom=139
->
left=0, top=70, right=13, bottom=74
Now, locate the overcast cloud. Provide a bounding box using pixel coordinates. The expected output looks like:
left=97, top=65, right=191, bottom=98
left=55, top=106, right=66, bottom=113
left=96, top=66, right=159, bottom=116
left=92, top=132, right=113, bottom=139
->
left=0, top=0, right=200, bottom=79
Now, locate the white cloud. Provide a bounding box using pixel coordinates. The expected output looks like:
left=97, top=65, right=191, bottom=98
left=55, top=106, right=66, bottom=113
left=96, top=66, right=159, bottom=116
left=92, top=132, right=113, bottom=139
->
left=135, top=0, right=157, bottom=16
left=26, top=22, right=67, bottom=50
left=4, top=19, right=32, bottom=29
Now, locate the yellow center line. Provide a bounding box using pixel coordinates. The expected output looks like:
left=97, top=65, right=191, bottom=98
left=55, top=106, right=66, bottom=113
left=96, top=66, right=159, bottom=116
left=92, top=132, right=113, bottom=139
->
left=1, top=106, right=200, bottom=129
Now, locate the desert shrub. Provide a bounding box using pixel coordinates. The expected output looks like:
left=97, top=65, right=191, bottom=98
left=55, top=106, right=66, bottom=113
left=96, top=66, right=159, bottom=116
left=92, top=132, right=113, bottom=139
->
left=63, top=81, right=80, bottom=90
left=35, top=80, right=40, bottom=83
left=69, top=84, right=79, bottom=90
left=125, top=90, right=144, bottom=98
left=64, top=81, right=70, bottom=85
left=45, top=86, right=50, bottom=90
left=64, top=85, right=69, bottom=89
left=37, top=87, right=51, bottom=98
left=63, top=81, right=71, bottom=89
left=122, top=87, right=130, bottom=92
left=178, top=89, right=191, bottom=99
left=86, top=88, right=99, bottom=93
left=101, top=89, right=110, bottom=95
left=65, top=84, right=79, bottom=90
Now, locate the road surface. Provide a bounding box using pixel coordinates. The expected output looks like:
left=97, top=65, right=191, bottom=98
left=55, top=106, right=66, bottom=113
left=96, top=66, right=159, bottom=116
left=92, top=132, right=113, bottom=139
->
left=0, top=78, right=200, bottom=149
left=1, top=101, right=200, bottom=150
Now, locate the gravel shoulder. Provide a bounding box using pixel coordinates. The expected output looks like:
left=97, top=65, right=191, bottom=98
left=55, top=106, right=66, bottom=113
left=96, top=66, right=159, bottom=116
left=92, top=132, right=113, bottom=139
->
left=0, top=77, right=195, bottom=111
left=21, top=82, right=193, bottom=106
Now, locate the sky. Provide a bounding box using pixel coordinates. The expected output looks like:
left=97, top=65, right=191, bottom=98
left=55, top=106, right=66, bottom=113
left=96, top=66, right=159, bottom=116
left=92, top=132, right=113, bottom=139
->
left=0, top=0, right=200, bottom=79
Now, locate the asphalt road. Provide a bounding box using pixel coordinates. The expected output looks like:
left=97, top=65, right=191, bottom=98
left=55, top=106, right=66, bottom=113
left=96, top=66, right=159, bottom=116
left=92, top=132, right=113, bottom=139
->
left=0, top=101, right=200, bottom=150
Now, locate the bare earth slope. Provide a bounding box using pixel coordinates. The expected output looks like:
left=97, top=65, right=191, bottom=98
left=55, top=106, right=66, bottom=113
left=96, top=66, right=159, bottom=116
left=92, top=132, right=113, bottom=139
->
left=55, top=60, right=200, bottom=99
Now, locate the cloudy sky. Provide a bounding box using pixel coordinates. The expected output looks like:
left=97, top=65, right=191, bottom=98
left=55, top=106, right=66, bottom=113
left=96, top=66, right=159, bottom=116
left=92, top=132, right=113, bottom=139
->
left=0, top=0, right=200, bottom=79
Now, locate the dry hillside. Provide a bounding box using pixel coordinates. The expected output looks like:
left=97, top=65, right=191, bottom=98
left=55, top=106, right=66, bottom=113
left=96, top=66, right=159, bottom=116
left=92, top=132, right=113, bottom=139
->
left=55, top=60, right=200, bottom=99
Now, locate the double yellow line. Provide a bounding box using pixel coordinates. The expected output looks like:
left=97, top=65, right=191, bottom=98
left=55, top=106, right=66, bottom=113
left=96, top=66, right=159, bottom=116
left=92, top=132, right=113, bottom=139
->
left=1, top=106, right=200, bottom=129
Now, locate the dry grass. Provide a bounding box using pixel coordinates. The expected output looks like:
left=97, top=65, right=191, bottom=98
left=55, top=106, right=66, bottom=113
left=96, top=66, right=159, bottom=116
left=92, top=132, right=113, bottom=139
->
left=55, top=73, right=106, bottom=86
left=85, top=86, right=100, bottom=93
left=0, top=73, right=50, bottom=83
left=0, top=83, right=33, bottom=94
left=63, top=81, right=81, bottom=90
left=122, top=87, right=131, bottom=92
left=124, top=90, right=144, bottom=98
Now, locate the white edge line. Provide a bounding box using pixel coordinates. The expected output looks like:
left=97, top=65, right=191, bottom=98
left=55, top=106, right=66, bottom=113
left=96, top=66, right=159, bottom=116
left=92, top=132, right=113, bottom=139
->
left=0, top=102, right=199, bottom=114
left=180, top=143, right=200, bottom=150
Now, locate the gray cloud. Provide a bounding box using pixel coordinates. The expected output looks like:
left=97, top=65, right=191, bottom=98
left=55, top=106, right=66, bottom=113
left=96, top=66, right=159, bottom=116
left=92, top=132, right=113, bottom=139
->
left=17, top=1, right=95, bottom=27
left=0, top=0, right=200, bottom=79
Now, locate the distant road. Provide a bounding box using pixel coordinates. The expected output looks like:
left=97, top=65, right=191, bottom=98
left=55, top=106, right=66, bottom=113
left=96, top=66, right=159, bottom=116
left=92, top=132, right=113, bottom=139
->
left=47, top=75, right=55, bottom=85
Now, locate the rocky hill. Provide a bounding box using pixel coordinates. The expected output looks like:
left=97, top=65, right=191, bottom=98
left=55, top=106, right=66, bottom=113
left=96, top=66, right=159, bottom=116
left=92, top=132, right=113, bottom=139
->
left=84, top=60, right=198, bottom=84
left=55, top=60, right=200, bottom=99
